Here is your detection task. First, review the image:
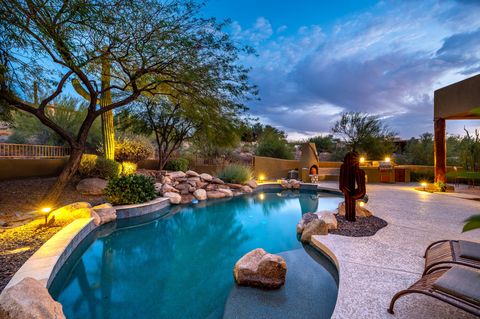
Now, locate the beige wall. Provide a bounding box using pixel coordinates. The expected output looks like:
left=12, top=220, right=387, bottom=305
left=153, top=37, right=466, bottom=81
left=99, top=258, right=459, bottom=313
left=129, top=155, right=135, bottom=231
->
left=318, top=161, right=342, bottom=168
left=0, top=158, right=68, bottom=181
left=254, top=156, right=300, bottom=180
left=434, top=74, right=480, bottom=120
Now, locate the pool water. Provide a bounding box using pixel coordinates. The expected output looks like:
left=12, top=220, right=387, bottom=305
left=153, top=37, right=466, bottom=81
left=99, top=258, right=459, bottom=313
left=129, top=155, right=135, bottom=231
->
left=49, top=190, right=342, bottom=319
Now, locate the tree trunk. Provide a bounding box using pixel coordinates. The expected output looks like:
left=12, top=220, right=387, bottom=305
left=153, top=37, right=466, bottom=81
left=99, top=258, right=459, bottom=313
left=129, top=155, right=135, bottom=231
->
left=101, top=57, right=115, bottom=160
left=41, top=147, right=84, bottom=207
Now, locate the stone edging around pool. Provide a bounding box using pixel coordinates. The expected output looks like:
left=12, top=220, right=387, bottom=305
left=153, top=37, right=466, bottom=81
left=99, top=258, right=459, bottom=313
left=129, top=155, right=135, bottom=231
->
left=3, top=183, right=342, bottom=309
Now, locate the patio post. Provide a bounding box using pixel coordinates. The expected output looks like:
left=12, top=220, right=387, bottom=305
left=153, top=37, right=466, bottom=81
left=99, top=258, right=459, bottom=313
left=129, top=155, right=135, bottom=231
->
left=434, top=118, right=446, bottom=184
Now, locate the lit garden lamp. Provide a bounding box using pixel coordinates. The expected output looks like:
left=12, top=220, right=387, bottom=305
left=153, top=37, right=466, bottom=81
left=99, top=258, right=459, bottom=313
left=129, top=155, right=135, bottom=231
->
left=421, top=181, right=428, bottom=191
left=360, top=156, right=365, bottom=165
left=384, top=156, right=391, bottom=163
left=258, top=174, right=266, bottom=182
left=358, top=194, right=369, bottom=207
left=39, top=206, right=52, bottom=225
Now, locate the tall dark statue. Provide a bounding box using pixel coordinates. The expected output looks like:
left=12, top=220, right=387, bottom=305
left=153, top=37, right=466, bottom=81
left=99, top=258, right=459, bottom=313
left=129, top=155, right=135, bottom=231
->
left=339, top=152, right=366, bottom=222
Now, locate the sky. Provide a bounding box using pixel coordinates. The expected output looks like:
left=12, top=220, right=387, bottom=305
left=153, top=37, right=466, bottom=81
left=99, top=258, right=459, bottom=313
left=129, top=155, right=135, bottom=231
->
left=203, top=0, right=480, bottom=140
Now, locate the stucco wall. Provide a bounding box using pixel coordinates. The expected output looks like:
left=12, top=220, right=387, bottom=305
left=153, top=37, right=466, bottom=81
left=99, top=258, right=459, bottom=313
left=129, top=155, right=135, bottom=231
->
left=253, top=156, right=300, bottom=180
left=0, top=158, right=68, bottom=181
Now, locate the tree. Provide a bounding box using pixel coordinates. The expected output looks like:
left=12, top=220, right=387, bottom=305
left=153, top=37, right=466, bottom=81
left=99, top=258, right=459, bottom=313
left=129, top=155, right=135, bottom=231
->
left=332, top=112, right=396, bottom=159
left=309, top=135, right=336, bottom=153
left=0, top=0, right=254, bottom=204
left=401, top=133, right=434, bottom=165
left=255, top=126, right=294, bottom=160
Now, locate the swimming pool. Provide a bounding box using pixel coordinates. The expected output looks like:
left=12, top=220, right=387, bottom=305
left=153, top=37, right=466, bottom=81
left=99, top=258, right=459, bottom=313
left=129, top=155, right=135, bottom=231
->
left=49, top=190, right=342, bottom=319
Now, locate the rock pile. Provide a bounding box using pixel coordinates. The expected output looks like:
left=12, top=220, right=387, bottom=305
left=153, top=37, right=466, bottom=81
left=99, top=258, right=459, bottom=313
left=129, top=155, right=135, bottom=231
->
left=296, top=211, right=338, bottom=243
left=337, top=202, right=373, bottom=218
left=142, top=170, right=257, bottom=205
left=233, top=248, right=287, bottom=289
left=280, top=179, right=301, bottom=189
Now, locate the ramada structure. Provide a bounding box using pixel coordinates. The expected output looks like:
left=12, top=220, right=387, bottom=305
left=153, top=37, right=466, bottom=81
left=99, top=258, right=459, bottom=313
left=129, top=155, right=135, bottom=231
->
left=434, top=73, right=480, bottom=183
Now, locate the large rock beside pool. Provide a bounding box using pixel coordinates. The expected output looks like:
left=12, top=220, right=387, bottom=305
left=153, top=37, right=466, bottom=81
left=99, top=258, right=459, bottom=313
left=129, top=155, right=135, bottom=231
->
left=193, top=189, right=207, bottom=201
left=301, top=219, right=328, bottom=243
left=181, top=194, right=195, bottom=204
left=162, top=184, right=179, bottom=194
left=233, top=248, right=287, bottom=289
left=218, top=188, right=233, bottom=197
left=167, top=171, right=186, bottom=179
left=200, top=173, right=213, bottom=182
left=207, top=191, right=226, bottom=199
left=337, top=202, right=373, bottom=218
left=0, top=277, right=66, bottom=319
left=241, top=185, right=253, bottom=193
left=164, top=192, right=182, bottom=204
left=91, top=203, right=116, bottom=226
left=76, top=178, right=107, bottom=195
left=246, top=180, right=258, bottom=189
left=316, top=211, right=338, bottom=230
left=296, top=212, right=318, bottom=234
left=186, top=170, right=200, bottom=177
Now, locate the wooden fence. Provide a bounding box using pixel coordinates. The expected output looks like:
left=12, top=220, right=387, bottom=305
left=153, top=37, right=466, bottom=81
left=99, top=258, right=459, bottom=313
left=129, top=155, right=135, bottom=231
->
left=0, top=143, right=70, bottom=158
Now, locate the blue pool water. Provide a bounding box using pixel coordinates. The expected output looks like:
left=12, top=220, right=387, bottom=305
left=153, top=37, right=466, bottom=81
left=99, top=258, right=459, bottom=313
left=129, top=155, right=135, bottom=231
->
left=49, top=190, right=342, bottom=319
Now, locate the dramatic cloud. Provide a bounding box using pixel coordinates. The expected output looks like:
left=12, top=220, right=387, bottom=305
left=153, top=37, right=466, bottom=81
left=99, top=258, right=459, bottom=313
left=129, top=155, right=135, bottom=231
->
left=235, top=0, right=480, bottom=139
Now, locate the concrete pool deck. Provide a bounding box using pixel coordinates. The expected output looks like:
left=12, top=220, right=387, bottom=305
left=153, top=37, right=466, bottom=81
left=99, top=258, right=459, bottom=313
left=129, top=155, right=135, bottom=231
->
left=312, top=182, right=480, bottom=319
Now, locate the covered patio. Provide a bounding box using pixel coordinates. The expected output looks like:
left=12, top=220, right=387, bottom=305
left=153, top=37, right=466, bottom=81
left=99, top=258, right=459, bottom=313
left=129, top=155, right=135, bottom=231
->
left=434, top=74, right=480, bottom=183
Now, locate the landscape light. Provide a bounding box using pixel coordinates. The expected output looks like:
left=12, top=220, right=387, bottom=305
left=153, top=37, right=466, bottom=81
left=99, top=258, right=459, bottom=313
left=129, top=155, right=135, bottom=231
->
left=384, top=157, right=391, bottom=163
left=258, top=174, right=266, bottom=181
left=40, top=207, right=52, bottom=224
left=421, top=182, right=427, bottom=191
left=360, top=157, right=365, bottom=164
left=359, top=201, right=365, bottom=207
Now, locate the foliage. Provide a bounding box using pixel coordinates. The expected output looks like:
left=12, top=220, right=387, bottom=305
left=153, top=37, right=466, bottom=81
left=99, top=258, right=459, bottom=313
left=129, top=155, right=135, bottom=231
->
left=114, top=135, right=154, bottom=163
left=463, top=214, right=480, bottom=232
left=410, top=170, right=434, bottom=183
left=332, top=112, right=396, bottom=159
left=255, top=126, right=294, bottom=160
left=164, top=158, right=189, bottom=172
left=309, top=135, right=336, bottom=153
left=446, top=171, right=480, bottom=182
left=105, top=175, right=156, bottom=205
left=0, top=0, right=255, bottom=202
left=78, top=154, right=121, bottom=179
left=217, top=164, right=253, bottom=184
left=7, top=97, right=101, bottom=147
left=121, top=162, right=137, bottom=176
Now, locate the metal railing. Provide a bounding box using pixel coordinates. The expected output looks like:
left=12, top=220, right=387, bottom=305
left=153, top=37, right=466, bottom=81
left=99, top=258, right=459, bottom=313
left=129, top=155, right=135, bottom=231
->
left=0, top=143, right=70, bottom=158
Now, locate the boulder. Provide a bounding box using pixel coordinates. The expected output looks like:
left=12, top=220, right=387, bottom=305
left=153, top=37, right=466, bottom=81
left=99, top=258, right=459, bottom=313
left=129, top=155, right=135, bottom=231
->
left=193, top=189, right=207, bottom=201
left=196, top=181, right=208, bottom=188
left=76, top=178, right=107, bottom=195
left=166, top=171, right=186, bottom=179
left=290, top=179, right=301, bottom=189
left=226, top=183, right=243, bottom=189
left=91, top=203, right=117, bottom=226
left=241, top=185, right=253, bottom=193
left=218, top=188, right=233, bottom=197
left=337, top=202, right=373, bottom=218
left=175, top=183, right=190, bottom=191
left=186, top=170, right=200, bottom=177
left=207, top=191, right=227, bottom=199
left=316, top=211, right=338, bottom=230
left=233, top=248, right=287, bottom=289
left=164, top=192, right=182, bottom=204
left=246, top=180, right=258, bottom=189
left=280, top=180, right=291, bottom=189
left=162, top=176, right=172, bottom=185
left=211, top=177, right=225, bottom=184
left=180, top=188, right=189, bottom=195
left=188, top=186, right=196, bottom=193
left=180, top=194, right=195, bottom=204
left=0, top=277, right=66, bottom=319
left=200, top=173, right=213, bottom=182
left=154, top=183, right=163, bottom=193
left=301, top=219, right=328, bottom=243
left=206, top=184, right=218, bottom=191
left=162, top=184, right=179, bottom=194
left=50, top=202, right=92, bottom=221
left=296, top=212, right=318, bottom=234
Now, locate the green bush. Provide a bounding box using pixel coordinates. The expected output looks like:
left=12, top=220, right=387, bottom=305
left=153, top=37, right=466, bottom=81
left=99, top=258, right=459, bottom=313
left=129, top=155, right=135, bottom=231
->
left=164, top=158, right=189, bottom=171
left=217, top=164, right=253, bottom=184
left=115, top=135, right=154, bottom=163
left=96, top=157, right=122, bottom=179
left=255, top=128, right=293, bottom=160
left=410, top=170, right=434, bottom=183
left=79, top=154, right=98, bottom=177
left=446, top=171, right=480, bottom=182
left=121, top=161, right=137, bottom=176
left=105, top=174, right=156, bottom=205
left=78, top=154, right=121, bottom=179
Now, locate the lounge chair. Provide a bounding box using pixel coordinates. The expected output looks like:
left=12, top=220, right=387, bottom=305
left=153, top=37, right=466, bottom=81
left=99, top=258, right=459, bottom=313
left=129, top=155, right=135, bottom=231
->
left=423, top=240, right=480, bottom=275
left=388, top=266, right=480, bottom=316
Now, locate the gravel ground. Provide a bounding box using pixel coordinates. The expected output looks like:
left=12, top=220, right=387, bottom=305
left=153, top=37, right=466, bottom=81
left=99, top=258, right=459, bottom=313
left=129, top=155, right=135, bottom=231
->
left=0, top=176, right=105, bottom=293
left=330, top=214, right=388, bottom=237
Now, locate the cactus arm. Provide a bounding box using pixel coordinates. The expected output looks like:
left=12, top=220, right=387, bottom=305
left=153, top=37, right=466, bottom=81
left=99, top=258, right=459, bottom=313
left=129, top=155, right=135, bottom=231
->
left=72, top=78, right=93, bottom=102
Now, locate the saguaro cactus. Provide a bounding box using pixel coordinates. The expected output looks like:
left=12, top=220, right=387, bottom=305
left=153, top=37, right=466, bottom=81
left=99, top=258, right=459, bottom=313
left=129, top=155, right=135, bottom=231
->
left=339, top=151, right=366, bottom=222
left=73, top=56, right=115, bottom=160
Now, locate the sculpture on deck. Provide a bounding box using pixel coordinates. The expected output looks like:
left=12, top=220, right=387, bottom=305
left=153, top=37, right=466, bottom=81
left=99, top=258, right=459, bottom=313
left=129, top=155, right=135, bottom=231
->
left=339, top=151, right=366, bottom=222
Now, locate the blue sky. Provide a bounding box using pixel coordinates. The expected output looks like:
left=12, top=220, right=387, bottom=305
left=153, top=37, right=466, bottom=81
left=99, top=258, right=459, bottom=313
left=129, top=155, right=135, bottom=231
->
left=203, top=0, right=480, bottom=140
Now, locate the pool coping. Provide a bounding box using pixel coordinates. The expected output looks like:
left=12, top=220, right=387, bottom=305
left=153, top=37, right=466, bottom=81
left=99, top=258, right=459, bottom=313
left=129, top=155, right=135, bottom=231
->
left=2, top=182, right=343, bottom=313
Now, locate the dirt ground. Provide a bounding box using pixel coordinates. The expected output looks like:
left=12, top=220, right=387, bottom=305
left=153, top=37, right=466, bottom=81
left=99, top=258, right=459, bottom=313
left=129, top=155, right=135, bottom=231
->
left=0, top=176, right=105, bottom=292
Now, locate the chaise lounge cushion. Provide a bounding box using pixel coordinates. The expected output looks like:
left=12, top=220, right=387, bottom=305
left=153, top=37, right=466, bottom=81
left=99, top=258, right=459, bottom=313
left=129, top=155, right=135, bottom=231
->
left=458, top=241, right=480, bottom=261
left=432, top=266, right=480, bottom=305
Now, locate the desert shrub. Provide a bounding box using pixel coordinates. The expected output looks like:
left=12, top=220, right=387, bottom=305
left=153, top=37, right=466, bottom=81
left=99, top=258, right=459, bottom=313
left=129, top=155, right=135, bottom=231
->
left=164, top=158, right=189, bottom=171
left=115, top=135, right=154, bottom=163
left=96, top=157, right=122, bottom=179
left=121, top=161, right=137, bottom=176
left=410, top=170, right=434, bottom=183
left=78, top=154, right=98, bottom=177
left=217, top=164, right=253, bottom=184
left=105, top=174, right=156, bottom=205
left=255, top=128, right=293, bottom=160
